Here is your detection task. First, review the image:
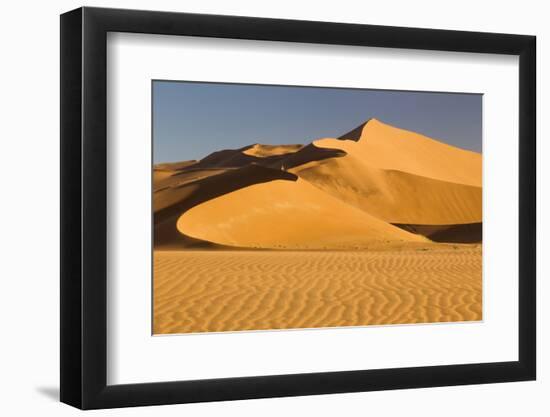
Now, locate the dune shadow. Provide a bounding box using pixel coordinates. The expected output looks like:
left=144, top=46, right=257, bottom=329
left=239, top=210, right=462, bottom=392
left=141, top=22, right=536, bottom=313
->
left=393, top=223, right=482, bottom=243
left=338, top=119, right=373, bottom=141
left=272, top=143, right=346, bottom=170
left=191, top=142, right=346, bottom=170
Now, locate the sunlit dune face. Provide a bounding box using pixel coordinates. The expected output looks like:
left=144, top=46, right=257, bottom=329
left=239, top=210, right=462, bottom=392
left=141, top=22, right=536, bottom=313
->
left=176, top=178, right=426, bottom=250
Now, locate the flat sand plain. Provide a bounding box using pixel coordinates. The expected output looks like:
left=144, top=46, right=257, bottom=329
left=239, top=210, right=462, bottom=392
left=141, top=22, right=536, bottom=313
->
left=153, top=245, right=482, bottom=335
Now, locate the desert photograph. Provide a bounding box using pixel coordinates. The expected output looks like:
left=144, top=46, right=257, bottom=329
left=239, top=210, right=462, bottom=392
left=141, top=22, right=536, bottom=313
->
left=152, top=81, right=482, bottom=335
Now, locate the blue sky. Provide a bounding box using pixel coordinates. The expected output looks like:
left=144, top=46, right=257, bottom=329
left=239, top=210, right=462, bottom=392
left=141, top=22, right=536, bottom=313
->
left=153, top=81, right=482, bottom=163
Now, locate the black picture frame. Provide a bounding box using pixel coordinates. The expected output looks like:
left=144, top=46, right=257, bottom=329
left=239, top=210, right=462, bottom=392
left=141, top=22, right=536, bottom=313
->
left=60, top=6, right=536, bottom=410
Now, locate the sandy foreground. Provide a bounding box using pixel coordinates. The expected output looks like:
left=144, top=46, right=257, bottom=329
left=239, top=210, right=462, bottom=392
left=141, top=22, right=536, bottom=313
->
left=153, top=245, right=482, bottom=335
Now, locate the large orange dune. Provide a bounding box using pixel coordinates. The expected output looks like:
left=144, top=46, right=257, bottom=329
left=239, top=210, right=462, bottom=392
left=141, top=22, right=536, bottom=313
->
left=177, top=177, right=426, bottom=249
left=337, top=118, right=481, bottom=186
left=154, top=118, right=482, bottom=248
left=154, top=164, right=297, bottom=248
left=292, top=142, right=481, bottom=225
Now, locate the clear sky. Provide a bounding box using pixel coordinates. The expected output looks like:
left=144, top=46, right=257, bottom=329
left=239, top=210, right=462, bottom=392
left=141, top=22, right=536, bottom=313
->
left=153, top=80, right=482, bottom=164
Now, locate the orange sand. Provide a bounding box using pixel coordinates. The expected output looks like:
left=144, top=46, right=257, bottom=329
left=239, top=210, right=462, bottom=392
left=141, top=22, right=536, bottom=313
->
left=154, top=246, right=482, bottom=334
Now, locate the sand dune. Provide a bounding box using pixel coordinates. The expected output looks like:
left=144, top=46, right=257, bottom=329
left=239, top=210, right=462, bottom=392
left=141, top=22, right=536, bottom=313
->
left=154, top=164, right=297, bottom=248
left=267, top=143, right=346, bottom=171
left=154, top=118, right=482, bottom=247
left=177, top=177, right=426, bottom=249
left=291, top=149, right=482, bottom=225
left=194, top=143, right=304, bottom=169
left=336, top=118, right=481, bottom=186
left=155, top=160, right=198, bottom=171
left=154, top=246, right=482, bottom=334
left=153, top=145, right=348, bottom=249
left=154, top=161, right=200, bottom=188
left=242, top=143, right=303, bottom=157
left=194, top=142, right=346, bottom=171
left=154, top=168, right=228, bottom=197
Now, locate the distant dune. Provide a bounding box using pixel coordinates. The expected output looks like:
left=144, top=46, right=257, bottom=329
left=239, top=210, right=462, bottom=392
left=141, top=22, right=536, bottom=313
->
left=242, top=143, right=303, bottom=157
left=154, top=118, right=482, bottom=248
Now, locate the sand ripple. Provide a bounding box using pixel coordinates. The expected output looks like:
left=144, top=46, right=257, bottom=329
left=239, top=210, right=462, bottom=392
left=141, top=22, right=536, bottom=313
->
left=153, top=246, right=482, bottom=334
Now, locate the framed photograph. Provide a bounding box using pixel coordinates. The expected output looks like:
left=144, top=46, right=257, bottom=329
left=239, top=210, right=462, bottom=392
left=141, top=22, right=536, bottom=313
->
left=60, top=6, right=536, bottom=409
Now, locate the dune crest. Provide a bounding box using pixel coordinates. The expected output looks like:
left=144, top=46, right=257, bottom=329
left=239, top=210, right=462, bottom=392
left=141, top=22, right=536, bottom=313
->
left=242, top=143, right=303, bottom=157
left=332, top=118, right=481, bottom=187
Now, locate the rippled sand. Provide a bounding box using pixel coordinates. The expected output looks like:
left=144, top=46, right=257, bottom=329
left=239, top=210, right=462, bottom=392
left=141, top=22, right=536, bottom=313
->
left=153, top=246, right=482, bottom=334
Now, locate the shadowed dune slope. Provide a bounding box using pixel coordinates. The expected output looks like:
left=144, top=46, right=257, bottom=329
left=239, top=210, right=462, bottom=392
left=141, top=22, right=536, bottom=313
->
left=154, top=167, right=228, bottom=196
left=194, top=142, right=345, bottom=170
left=393, top=223, right=482, bottom=243
left=269, top=143, right=347, bottom=170
left=337, top=118, right=481, bottom=187
left=155, top=160, right=198, bottom=171
left=177, top=177, right=427, bottom=250
left=154, top=161, right=202, bottom=190
left=194, top=143, right=304, bottom=169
